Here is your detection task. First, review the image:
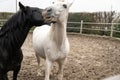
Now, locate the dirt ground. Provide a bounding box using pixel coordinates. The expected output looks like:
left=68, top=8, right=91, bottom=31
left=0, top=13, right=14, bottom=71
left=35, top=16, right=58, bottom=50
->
left=8, top=33, right=120, bottom=80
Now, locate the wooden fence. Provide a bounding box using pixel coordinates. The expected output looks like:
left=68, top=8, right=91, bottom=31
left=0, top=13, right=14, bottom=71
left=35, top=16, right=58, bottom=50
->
left=0, top=19, right=120, bottom=38
left=67, top=20, right=120, bottom=38
left=0, top=19, right=6, bottom=27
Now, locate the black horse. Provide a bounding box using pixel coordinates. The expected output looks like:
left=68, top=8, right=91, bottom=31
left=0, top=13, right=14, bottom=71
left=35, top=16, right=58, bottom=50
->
left=0, top=2, right=50, bottom=80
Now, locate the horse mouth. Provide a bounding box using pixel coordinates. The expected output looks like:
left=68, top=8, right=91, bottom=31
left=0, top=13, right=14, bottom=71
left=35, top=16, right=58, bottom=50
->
left=51, top=18, right=57, bottom=23
left=42, top=11, right=57, bottom=23
left=44, top=16, right=57, bottom=23
left=42, top=11, right=51, bottom=23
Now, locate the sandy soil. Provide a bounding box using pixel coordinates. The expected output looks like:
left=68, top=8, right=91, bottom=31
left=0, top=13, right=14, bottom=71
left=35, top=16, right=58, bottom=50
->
left=8, top=33, right=120, bottom=80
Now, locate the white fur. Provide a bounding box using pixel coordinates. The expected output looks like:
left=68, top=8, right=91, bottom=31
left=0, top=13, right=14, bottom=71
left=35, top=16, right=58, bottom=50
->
left=33, top=0, right=74, bottom=80
left=102, top=75, right=120, bottom=80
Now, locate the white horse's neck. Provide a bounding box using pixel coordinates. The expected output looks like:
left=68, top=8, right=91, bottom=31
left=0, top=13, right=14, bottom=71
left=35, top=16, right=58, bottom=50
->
left=50, top=21, right=67, bottom=48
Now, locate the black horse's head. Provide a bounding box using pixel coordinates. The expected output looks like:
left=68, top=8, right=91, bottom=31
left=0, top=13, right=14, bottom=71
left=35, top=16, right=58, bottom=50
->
left=19, top=2, right=50, bottom=26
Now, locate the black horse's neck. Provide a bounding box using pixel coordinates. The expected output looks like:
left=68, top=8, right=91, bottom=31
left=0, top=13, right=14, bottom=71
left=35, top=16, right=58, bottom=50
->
left=0, top=11, right=32, bottom=52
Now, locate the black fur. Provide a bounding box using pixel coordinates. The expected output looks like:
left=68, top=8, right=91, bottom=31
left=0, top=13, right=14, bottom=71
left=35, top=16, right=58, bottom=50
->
left=0, top=2, right=45, bottom=80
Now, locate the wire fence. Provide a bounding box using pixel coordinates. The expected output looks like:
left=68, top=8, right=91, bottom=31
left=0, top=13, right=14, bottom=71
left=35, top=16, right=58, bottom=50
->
left=0, top=19, right=120, bottom=38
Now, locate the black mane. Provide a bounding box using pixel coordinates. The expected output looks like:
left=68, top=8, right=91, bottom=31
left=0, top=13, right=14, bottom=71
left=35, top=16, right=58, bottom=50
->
left=0, top=10, right=31, bottom=52
left=0, top=10, right=26, bottom=36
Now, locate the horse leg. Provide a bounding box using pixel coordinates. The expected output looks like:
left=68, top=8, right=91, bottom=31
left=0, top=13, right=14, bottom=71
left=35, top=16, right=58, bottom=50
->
left=45, top=59, right=52, bottom=80
left=0, top=74, right=6, bottom=80
left=36, top=53, right=40, bottom=66
left=0, top=68, right=8, bottom=80
left=35, top=53, right=43, bottom=76
left=0, top=71, right=8, bottom=80
left=13, top=49, right=23, bottom=80
left=4, top=73, right=8, bottom=80
left=57, top=59, right=66, bottom=80
left=13, top=64, right=21, bottom=80
left=0, top=69, right=2, bottom=80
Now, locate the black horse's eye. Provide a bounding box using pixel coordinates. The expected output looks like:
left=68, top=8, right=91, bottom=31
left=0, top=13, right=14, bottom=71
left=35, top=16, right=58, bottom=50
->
left=32, top=10, right=37, bottom=13
left=63, top=4, right=67, bottom=8
left=34, top=10, right=37, bottom=12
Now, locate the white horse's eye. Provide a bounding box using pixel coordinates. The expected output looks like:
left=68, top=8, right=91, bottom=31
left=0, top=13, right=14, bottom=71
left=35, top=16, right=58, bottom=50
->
left=63, top=4, right=67, bottom=8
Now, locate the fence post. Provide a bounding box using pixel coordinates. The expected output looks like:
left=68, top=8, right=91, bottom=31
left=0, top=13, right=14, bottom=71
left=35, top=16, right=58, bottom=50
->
left=80, top=20, right=83, bottom=34
left=110, top=22, right=114, bottom=37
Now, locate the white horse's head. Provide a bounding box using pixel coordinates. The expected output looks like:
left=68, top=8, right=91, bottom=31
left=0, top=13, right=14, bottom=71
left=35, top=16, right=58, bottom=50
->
left=43, top=0, right=74, bottom=23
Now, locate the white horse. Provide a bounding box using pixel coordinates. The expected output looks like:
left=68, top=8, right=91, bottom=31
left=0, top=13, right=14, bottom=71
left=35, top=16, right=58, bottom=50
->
left=33, top=0, right=74, bottom=80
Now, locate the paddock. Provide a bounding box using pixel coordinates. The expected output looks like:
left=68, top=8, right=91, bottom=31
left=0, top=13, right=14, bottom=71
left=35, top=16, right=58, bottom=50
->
left=8, top=33, right=120, bottom=80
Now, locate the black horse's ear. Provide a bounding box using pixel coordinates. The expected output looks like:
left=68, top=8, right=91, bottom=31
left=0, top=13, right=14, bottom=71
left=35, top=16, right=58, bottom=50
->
left=19, top=2, right=25, bottom=11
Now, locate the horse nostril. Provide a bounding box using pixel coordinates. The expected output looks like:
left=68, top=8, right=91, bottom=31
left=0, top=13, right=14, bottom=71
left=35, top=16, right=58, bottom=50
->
left=47, top=8, right=52, bottom=12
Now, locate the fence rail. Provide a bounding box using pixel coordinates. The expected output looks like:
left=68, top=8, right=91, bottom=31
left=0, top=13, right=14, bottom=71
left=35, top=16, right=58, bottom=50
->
left=67, top=20, right=120, bottom=38
left=0, top=19, right=7, bottom=27
left=0, top=19, right=120, bottom=38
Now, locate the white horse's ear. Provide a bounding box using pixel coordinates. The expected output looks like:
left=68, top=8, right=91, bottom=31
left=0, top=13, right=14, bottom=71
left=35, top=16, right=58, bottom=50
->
left=67, top=0, right=75, bottom=8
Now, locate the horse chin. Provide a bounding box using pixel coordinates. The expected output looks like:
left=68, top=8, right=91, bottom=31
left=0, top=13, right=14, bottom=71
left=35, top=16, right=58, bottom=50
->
left=42, top=11, right=57, bottom=23
left=42, top=11, right=50, bottom=23
left=44, top=17, right=52, bottom=23
left=44, top=17, right=57, bottom=23
left=51, top=17, right=57, bottom=23
left=52, top=21, right=57, bottom=23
